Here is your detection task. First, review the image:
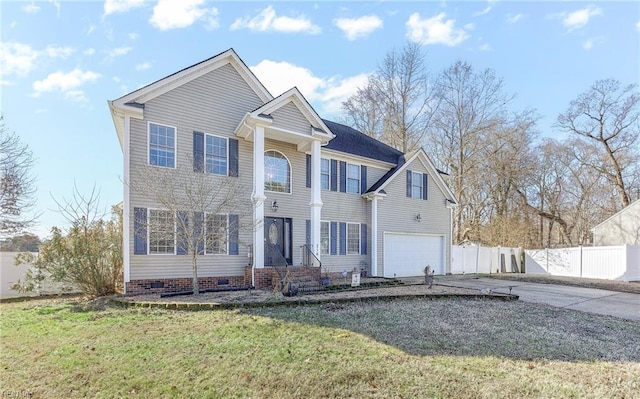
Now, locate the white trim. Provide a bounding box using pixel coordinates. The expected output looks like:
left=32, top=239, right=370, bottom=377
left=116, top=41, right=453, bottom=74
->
left=372, top=149, right=457, bottom=203
left=147, top=121, right=177, bottom=169
left=147, top=208, right=177, bottom=255
left=204, top=213, right=229, bottom=255
left=264, top=149, right=292, bottom=195
left=370, top=196, right=379, bottom=277
left=123, top=115, right=131, bottom=283
left=347, top=222, right=361, bottom=255
left=320, top=148, right=396, bottom=169
left=204, top=133, right=230, bottom=177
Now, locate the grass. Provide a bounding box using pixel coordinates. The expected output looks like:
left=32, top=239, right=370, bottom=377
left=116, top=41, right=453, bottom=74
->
left=1, top=296, right=639, bottom=399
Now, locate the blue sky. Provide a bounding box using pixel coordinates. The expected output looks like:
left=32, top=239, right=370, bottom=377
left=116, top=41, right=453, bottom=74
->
left=1, top=0, right=639, bottom=238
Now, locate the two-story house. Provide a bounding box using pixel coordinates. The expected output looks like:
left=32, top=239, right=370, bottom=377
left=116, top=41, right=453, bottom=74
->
left=108, top=49, right=457, bottom=294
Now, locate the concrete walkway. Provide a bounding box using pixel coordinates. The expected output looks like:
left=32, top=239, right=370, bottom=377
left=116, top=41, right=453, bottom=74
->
left=429, top=275, right=640, bottom=321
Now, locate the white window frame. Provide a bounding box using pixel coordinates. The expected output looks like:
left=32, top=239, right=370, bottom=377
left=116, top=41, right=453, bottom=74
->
left=320, top=158, right=330, bottom=191
left=205, top=213, right=228, bottom=255
left=147, top=209, right=176, bottom=255
left=148, top=122, right=177, bottom=169
left=264, top=150, right=292, bottom=194
left=205, top=133, right=229, bottom=176
left=411, top=171, right=424, bottom=199
left=320, top=221, right=330, bottom=255
left=347, top=222, right=360, bottom=255
left=346, top=163, right=360, bottom=194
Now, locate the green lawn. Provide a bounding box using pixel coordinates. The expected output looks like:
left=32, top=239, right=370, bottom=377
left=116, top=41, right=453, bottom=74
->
left=1, top=297, right=639, bottom=398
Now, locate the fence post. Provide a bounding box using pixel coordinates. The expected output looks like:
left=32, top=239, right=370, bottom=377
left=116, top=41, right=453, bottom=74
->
left=579, top=245, right=583, bottom=278
left=545, top=247, right=549, bottom=272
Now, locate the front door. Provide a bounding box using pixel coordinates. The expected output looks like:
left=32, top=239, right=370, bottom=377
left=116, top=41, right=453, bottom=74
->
left=264, top=217, right=292, bottom=266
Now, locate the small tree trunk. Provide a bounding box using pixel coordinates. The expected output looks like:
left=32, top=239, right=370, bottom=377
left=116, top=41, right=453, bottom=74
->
left=192, top=255, right=199, bottom=296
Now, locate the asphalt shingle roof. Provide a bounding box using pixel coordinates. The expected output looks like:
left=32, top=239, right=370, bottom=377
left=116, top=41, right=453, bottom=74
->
left=322, top=119, right=403, bottom=165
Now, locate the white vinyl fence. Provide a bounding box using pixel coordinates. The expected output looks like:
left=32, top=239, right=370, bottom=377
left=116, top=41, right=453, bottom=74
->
left=451, top=245, right=523, bottom=275
left=0, top=252, right=73, bottom=298
left=525, top=245, right=640, bottom=282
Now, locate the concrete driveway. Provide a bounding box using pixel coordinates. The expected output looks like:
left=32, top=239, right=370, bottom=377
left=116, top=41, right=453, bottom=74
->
left=432, top=275, right=640, bottom=322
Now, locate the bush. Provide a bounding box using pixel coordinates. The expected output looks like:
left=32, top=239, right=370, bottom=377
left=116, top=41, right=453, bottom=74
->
left=13, top=206, right=122, bottom=297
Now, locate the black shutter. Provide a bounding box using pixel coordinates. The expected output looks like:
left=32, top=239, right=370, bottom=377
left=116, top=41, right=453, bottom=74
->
left=330, top=160, right=338, bottom=191
left=306, top=154, right=311, bottom=188
left=229, top=214, right=239, bottom=255
left=194, top=212, right=204, bottom=255
left=229, top=138, right=239, bottom=177
left=361, top=223, right=367, bottom=255
left=406, top=170, right=412, bottom=198
left=133, top=207, right=147, bottom=255
left=423, top=173, right=428, bottom=200
left=339, top=161, right=347, bottom=192
left=176, top=211, right=188, bottom=255
left=305, top=220, right=311, bottom=246
left=339, top=222, right=347, bottom=255
left=330, top=222, right=337, bottom=255
left=193, top=132, right=204, bottom=172
left=360, top=166, right=367, bottom=194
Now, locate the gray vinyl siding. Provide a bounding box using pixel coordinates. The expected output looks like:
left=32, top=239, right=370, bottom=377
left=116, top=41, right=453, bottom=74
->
left=270, top=101, right=312, bottom=134
left=375, top=158, right=452, bottom=276
left=263, top=139, right=311, bottom=266
left=128, top=63, right=262, bottom=280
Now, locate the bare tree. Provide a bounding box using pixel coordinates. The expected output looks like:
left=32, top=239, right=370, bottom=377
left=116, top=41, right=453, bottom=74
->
left=342, top=42, right=439, bottom=153
left=429, top=61, right=516, bottom=243
left=130, top=161, right=254, bottom=295
left=0, top=117, right=37, bottom=236
left=556, top=79, right=640, bottom=209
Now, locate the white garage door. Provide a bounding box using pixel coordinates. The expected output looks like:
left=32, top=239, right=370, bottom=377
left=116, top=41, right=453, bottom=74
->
left=384, top=233, right=445, bottom=277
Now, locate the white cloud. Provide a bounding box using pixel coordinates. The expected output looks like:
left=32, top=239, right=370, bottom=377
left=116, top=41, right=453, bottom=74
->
left=87, top=25, right=96, bottom=35
left=250, top=59, right=368, bottom=116
left=507, top=13, right=523, bottom=24
left=128, top=32, right=139, bottom=40
left=334, top=15, right=383, bottom=40
left=150, top=0, right=219, bottom=30
left=49, top=0, right=60, bottom=17
left=64, top=90, right=87, bottom=103
left=135, top=62, right=151, bottom=71
left=406, top=12, right=469, bottom=46
left=0, top=43, right=40, bottom=77
left=103, top=0, right=145, bottom=16
left=474, top=6, right=492, bottom=17
left=231, top=5, right=321, bottom=34
left=0, top=43, right=76, bottom=81
left=582, top=36, right=604, bottom=50
left=44, top=46, right=74, bottom=58
left=22, top=2, right=41, bottom=13
left=635, top=20, right=640, bottom=31
left=32, top=68, right=101, bottom=100
left=106, top=46, right=132, bottom=58
left=479, top=43, right=492, bottom=51
left=582, top=39, right=593, bottom=50
left=562, top=6, right=602, bottom=31
left=84, top=48, right=96, bottom=56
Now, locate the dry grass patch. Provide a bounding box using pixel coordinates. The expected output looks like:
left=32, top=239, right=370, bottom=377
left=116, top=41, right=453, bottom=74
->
left=1, top=297, right=638, bottom=399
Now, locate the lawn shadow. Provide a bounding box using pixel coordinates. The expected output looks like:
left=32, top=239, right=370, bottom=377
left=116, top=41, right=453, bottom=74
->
left=242, top=297, right=640, bottom=363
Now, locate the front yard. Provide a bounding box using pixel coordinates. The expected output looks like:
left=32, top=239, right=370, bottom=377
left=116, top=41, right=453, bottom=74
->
left=1, top=296, right=639, bottom=398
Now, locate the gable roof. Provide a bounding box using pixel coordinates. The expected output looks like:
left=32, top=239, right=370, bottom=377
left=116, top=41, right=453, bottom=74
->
left=322, top=120, right=403, bottom=164
left=364, top=148, right=457, bottom=204
left=592, top=199, right=640, bottom=231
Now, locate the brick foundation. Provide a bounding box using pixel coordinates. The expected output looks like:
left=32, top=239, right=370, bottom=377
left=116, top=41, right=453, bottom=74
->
left=126, top=266, right=323, bottom=294
left=125, top=275, right=248, bottom=295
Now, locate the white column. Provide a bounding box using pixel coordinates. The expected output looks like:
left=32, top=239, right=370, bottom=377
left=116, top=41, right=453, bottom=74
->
left=123, top=115, right=131, bottom=285
left=370, top=196, right=378, bottom=277
left=309, top=139, right=323, bottom=263
left=252, top=126, right=266, bottom=271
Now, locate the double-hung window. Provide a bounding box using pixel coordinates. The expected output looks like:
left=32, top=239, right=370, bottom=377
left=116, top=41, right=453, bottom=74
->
left=206, top=135, right=228, bottom=175
left=346, top=164, right=360, bottom=194
left=347, top=223, right=360, bottom=255
left=320, top=158, right=330, bottom=191
left=320, top=221, right=330, bottom=255
left=411, top=171, right=424, bottom=199
left=149, top=123, right=175, bottom=168
left=148, top=209, right=175, bottom=254
left=206, top=214, right=228, bottom=254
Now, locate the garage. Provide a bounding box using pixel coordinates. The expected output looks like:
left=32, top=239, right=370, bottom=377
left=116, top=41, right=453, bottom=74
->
left=383, top=233, right=445, bottom=277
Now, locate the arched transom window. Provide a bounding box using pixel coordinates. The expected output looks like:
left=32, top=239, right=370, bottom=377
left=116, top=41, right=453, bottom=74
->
left=264, top=150, right=291, bottom=193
